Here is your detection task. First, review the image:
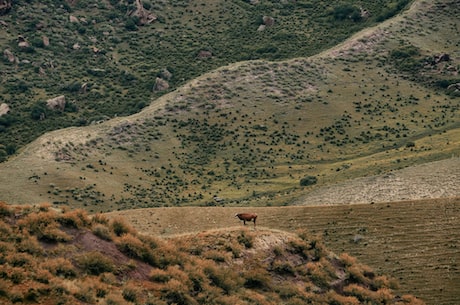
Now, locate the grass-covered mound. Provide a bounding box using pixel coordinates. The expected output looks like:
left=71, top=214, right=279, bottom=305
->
left=0, top=201, right=424, bottom=304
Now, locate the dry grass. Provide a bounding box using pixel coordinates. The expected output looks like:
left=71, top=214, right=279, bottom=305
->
left=0, top=202, right=428, bottom=304
left=107, top=197, right=460, bottom=305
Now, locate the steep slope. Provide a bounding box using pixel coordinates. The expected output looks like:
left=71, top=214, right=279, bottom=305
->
left=0, top=0, right=458, bottom=209
left=0, top=202, right=425, bottom=305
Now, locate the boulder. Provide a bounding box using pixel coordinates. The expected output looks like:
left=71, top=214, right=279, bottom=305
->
left=447, top=83, right=460, bottom=93
left=153, top=77, right=169, bottom=92
left=0, top=0, right=11, bottom=15
left=18, top=36, right=30, bottom=48
left=197, top=50, right=212, bottom=58
left=0, top=103, right=10, bottom=116
left=69, top=15, right=79, bottom=23
left=42, top=36, right=50, bottom=47
left=46, top=95, right=66, bottom=111
left=262, top=16, right=275, bottom=27
left=3, top=49, right=15, bottom=63
left=435, top=53, right=450, bottom=63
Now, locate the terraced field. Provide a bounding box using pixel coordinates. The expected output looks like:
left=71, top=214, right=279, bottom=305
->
left=107, top=197, right=460, bottom=305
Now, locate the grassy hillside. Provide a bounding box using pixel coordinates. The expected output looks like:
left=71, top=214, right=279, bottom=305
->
left=0, top=0, right=458, bottom=210
left=0, top=0, right=460, bottom=211
left=0, top=0, right=412, bottom=159
left=106, top=197, right=460, bottom=305
left=0, top=201, right=425, bottom=305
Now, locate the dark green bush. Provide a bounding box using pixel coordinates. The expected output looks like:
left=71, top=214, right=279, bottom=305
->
left=300, top=175, right=317, bottom=186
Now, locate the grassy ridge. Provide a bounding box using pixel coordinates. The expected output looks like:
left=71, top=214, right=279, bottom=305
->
left=0, top=201, right=425, bottom=305
left=106, top=197, right=460, bottom=305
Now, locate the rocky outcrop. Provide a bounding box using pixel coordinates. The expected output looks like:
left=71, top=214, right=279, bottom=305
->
left=128, top=0, right=156, bottom=25
left=42, top=36, right=50, bottom=47
left=0, top=103, right=10, bottom=116
left=258, top=16, right=275, bottom=31
left=197, top=50, right=212, bottom=59
left=3, top=49, right=16, bottom=63
left=0, top=0, right=11, bottom=15
left=46, top=95, right=66, bottom=111
left=159, top=68, right=172, bottom=80
left=153, top=77, right=169, bottom=92
left=447, top=83, right=460, bottom=94
left=263, top=16, right=275, bottom=27
left=18, top=36, right=30, bottom=48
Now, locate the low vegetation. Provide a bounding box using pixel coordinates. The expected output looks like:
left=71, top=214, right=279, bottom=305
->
left=0, top=201, right=425, bottom=305
left=0, top=0, right=458, bottom=209
left=0, top=0, right=412, bottom=160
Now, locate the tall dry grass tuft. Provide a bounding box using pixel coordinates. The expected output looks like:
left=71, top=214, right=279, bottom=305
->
left=0, top=201, right=12, bottom=217
left=17, top=211, right=72, bottom=242
left=115, top=233, right=157, bottom=266
left=76, top=251, right=115, bottom=275
left=110, top=217, right=136, bottom=237
left=42, top=257, right=77, bottom=278
left=58, top=209, right=90, bottom=228
left=92, top=224, right=113, bottom=241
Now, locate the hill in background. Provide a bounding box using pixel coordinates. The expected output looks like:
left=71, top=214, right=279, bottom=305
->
left=0, top=0, right=413, bottom=158
left=0, top=0, right=458, bottom=210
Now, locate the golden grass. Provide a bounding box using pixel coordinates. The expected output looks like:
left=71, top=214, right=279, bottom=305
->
left=107, top=197, right=460, bottom=305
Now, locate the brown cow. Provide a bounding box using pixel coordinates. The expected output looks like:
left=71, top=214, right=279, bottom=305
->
left=235, top=213, right=257, bottom=228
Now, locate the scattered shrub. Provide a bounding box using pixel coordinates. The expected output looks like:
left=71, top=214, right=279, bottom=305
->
left=110, top=217, right=135, bottom=237
left=93, top=224, right=113, bottom=241
left=76, top=251, right=115, bottom=275
left=300, top=175, right=317, bottom=186
left=116, top=234, right=157, bottom=266
left=237, top=231, right=254, bottom=248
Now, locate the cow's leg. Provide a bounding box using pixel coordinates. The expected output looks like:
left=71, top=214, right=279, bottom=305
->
left=253, top=218, right=256, bottom=228
left=243, top=220, right=246, bottom=225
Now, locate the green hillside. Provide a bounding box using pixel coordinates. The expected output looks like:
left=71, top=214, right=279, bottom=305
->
left=0, top=0, right=411, bottom=159
left=0, top=0, right=458, bottom=210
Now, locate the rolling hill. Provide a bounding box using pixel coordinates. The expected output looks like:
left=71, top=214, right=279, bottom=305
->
left=0, top=0, right=458, bottom=210
left=0, top=1, right=458, bottom=304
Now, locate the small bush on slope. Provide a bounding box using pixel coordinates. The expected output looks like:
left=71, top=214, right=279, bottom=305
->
left=0, top=202, right=425, bottom=304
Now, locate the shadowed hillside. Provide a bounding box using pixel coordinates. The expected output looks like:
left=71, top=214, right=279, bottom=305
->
left=0, top=0, right=458, bottom=210
left=0, top=202, right=426, bottom=305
